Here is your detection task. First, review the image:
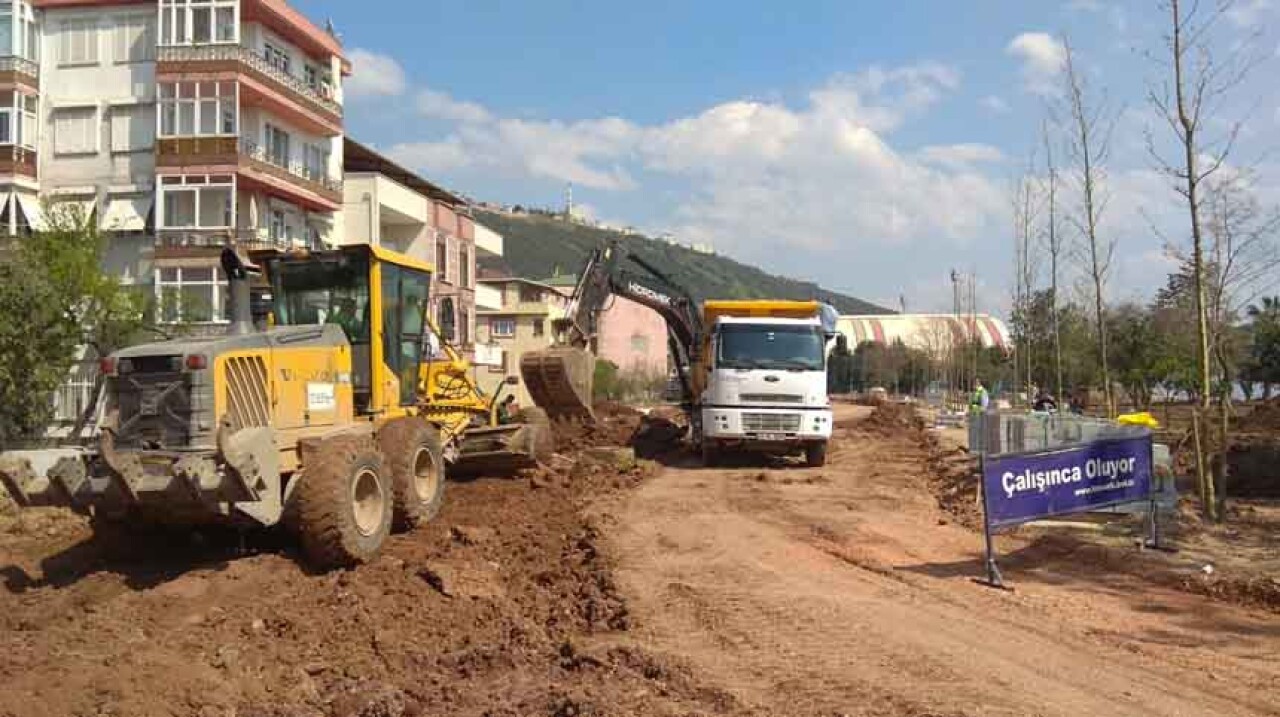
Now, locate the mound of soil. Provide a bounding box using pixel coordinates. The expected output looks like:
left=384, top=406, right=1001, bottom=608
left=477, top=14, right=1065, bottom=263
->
left=0, top=434, right=739, bottom=716
left=550, top=402, right=645, bottom=453
left=925, top=442, right=981, bottom=529
left=860, top=402, right=926, bottom=436
left=1238, top=398, right=1280, bottom=433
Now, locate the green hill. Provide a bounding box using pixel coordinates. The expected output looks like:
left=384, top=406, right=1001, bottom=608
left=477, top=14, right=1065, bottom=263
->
left=474, top=210, right=892, bottom=315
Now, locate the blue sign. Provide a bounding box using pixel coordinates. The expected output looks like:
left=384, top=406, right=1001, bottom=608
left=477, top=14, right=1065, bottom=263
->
left=982, top=435, right=1153, bottom=528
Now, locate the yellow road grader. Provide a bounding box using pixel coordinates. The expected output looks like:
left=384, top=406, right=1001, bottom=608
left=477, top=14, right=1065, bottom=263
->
left=0, top=244, right=547, bottom=568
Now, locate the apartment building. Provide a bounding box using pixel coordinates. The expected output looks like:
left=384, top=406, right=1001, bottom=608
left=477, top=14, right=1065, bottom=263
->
left=341, top=139, right=506, bottom=367
left=541, top=274, right=669, bottom=379
left=474, top=277, right=569, bottom=406
left=12, top=0, right=347, bottom=323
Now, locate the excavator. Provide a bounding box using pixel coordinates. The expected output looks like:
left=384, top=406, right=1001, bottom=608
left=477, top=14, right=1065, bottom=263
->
left=0, top=243, right=548, bottom=568
left=521, top=242, right=837, bottom=466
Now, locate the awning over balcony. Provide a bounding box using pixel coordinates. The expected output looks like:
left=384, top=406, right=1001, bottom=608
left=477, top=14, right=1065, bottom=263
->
left=15, top=192, right=44, bottom=231
left=46, top=197, right=97, bottom=228
left=101, top=195, right=152, bottom=232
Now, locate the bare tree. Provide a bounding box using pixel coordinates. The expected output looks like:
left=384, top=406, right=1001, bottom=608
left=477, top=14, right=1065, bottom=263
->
left=1062, top=36, right=1117, bottom=417
left=1041, top=119, right=1066, bottom=403
left=1148, top=0, right=1259, bottom=519
left=1011, top=157, right=1040, bottom=404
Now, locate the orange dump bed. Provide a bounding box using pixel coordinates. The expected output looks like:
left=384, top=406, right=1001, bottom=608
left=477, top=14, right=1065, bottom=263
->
left=701, top=300, right=822, bottom=324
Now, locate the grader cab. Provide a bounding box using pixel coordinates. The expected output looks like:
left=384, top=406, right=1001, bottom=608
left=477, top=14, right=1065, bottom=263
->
left=0, top=244, right=547, bottom=568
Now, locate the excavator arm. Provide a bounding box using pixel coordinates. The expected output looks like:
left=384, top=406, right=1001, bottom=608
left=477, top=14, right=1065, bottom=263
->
left=521, top=241, right=704, bottom=421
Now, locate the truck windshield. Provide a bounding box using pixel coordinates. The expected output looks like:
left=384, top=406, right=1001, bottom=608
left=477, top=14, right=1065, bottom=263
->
left=718, top=324, right=825, bottom=371
left=270, top=255, right=371, bottom=343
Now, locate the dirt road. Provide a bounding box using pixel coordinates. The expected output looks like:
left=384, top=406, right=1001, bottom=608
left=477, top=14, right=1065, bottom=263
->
left=606, top=405, right=1280, bottom=717
left=0, top=404, right=1275, bottom=716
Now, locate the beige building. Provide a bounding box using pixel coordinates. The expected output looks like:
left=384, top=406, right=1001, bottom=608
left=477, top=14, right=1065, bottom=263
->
left=474, top=277, right=568, bottom=406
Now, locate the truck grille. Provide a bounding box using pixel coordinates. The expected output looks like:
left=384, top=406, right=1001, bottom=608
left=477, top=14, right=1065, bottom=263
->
left=224, top=356, right=271, bottom=429
left=740, top=393, right=804, bottom=404
left=742, top=412, right=802, bottom=433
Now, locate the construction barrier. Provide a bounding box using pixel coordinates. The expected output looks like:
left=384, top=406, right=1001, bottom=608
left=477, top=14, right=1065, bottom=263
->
left=970, top=411, right=1169, bottom=589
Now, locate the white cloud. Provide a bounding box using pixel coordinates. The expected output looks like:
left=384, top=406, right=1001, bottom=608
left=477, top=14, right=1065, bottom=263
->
left=380, top=62, right=1008, bottom=299
left=915, top=143, right=1006, bottom=169
left=417, top=88, right=492, bottom=124
left=1227, top=0, right=1272, bottom=27
left=1006, top=32, right=1067, bottom=96
left=345, top=49, right=408, bottom=99
left=980, top=95, right=1010, bottom=114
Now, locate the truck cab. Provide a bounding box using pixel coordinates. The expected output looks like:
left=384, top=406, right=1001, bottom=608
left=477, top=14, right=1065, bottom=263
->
left=697, top=302, right=834, bottom=466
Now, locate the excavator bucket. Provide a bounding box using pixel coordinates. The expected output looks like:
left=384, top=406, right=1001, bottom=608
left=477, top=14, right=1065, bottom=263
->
left=520, top=347, right=596, bottom=422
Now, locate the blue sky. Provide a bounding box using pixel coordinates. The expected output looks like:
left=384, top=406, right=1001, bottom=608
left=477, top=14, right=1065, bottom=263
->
left=296, top=0, right=1280, bottom=313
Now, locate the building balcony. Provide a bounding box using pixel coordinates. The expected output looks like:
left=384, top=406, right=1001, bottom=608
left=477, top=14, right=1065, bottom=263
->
left=0, top=56, right=37, bottom=90
left=0, top=145, right=36, bottom=180
left=154, top=228, right=309, bottom=254
left=157, top=45, right=341, bottom=136
left=156, top=136, right=342, bottom=211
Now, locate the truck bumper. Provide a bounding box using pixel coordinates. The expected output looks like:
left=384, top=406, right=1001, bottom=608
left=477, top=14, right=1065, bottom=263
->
left=701, top=407, right=832, bottom=450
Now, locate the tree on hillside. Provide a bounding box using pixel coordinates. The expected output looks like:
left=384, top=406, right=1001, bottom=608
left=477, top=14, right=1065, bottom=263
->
left=1147, top=0, right=1261, bottom=519
left=1061, top=36, right=1118, bottom=418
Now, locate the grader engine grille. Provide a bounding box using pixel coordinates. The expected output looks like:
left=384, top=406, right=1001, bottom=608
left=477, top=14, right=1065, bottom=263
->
left=224, top=356, right=271, bottom=429
left=113, top=370, right=192, bottom=447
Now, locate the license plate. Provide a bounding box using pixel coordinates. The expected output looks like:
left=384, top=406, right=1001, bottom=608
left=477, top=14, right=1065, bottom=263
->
left=758, top=432, right=785, bottom=441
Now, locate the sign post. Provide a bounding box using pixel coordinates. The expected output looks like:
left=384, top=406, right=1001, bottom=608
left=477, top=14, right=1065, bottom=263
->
left=977, top=432, right=1155, bottom=587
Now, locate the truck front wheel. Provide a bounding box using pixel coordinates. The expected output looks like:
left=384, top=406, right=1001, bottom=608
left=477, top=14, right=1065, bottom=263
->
left=804, top=441, right=828, bottom=468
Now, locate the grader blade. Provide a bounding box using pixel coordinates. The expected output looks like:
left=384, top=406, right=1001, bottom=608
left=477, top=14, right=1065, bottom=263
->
left=520, top=347, right=595, bottom=422
left=450, top=420, right=553, bottom=477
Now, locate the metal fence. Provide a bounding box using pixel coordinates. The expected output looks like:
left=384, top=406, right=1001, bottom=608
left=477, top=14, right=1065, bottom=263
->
left=49, top=361, right=101, bottom=437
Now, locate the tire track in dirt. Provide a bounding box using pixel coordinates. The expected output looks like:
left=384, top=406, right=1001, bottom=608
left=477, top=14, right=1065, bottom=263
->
left=606, top=406, right=1280, bottom=717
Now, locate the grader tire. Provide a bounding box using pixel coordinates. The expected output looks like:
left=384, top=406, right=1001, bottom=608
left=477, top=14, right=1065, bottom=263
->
left=296, top=438, right=392, bottom=569
left=377, top=418, right=446, bottom=532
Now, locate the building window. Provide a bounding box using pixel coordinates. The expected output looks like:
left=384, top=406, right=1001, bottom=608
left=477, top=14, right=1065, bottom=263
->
left=0, top=3, right=35, bottom=60
left=304, top=64, right=319, bottom=91
left=264, top=42, right=290, bottom=74
left=155, top=265, right=228, bottom=324
left=158, top=174, right=234, bottom=229
left=532, top=319, right=545, bottom=337
left=265, top=123, right=290, bottom=167
left=459, top=247, right=471, bottom=288
left=110, top=104, right=154, bottom=153
left=58, top=18, right=98, bottom=66
left=458, top=308, right=469, bottom=345
left=159, top=81, right=236, bottom=138
left=268, top=208, right=287, bottom=242
left=53, top=107, right=97, bottom=155
left=159, top=0, right=237, bottom=46
left=631, top=334, right=651, bottom=353
left=113, top=15, right=155, bottom=63
left=303, top=142, right=328, bottom=181
left=491, top=318, right=515, bottom=338
left=519, top=286, right=542, bottom=303
left=439, top=298, right=456, bottom=343
left=436, top=238, right=449, bottom=282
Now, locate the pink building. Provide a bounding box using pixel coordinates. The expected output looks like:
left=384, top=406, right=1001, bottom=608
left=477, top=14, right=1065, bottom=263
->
left=544, top=276, right=669, bottom=377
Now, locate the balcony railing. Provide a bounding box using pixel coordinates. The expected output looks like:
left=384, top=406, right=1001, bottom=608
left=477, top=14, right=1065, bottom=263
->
left=0, top=144, right=37, bottom=179
left=239, top=138, right=343, bottom=195
left=155, top=228, right=315, bottom=252
left=156, top=136, right=342, bottom=204
left=0, top=55, right=38, bottom=80
left=157, top=45, right=340, bottom=117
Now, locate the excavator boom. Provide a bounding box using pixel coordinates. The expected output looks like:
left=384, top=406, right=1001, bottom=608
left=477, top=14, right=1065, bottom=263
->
left=520, top=242, right=702, bottom=422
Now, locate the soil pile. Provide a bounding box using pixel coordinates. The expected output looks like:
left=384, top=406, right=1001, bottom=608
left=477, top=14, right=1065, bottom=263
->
left=1238, top=398, right=1280, bottom=433
left=0, top=433, right=738, bottom=716
left=860, top=402, right=926, bottom=436
left=549, top=401, right=645, bottom=453
left=925, top=443, right=981, bottom=529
